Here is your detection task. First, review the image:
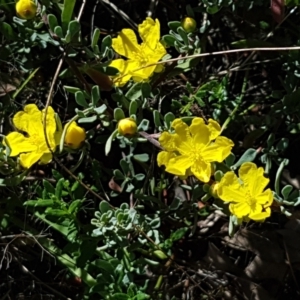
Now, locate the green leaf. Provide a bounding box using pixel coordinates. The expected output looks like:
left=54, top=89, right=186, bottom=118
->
left=282, top=185, right=293, bottom=200
left=114, top=169, right=125, bottom=180
left=94, top=259, right=115, bottom=274
left=55, top=178, right=65, bottom=200
left=225, top=153, right=235, bottom=167
left=45, top=208, right=69, bottom=216
left=120, top=159, right=130, bottom=174
left=54, top=26, right=64, bottom=38
left=141, top=82, right=151, bottom=99
left=64, top=20, right=80, bottom=43
left=68, top=199, right=82, bottom=214
left=99, top=200, right=112, bottom=213
left=164, top=112, right=175, bottom=128
left=153, top=110, right=162, bottom=128
left=78, top=115, right=97, bottom=123
left=162, top=35, right=177, bottom=47
left=24, top=200, right=55, bottom=207
left=94, top=104, right=107, bottom=115
left=135, top=174, right=145, bottom=181
left=43, top=180, right=55, bottom=195
left=207, top=5, right=219, bottom=14
left=177, top=26, right=189, bottom=45
left=214, top=170, right=223, bottom=182
left=153, top=250, right=168, bottom=260
left=61, top=0, right=76, bottom=33
left=105, top=129, right=118, bottom=155
left=110, top=293, right=129, bottom=300
left=168, top=21, right=181, bottom=31
left=276, top=138, right=289, bottom=151
left=101, top=35, right=112, bottom=53
left=286, top=0, right=300, bottom=6
left=91, top=85, right=100, bottom=106
left=133, top=154, right=149, bottom=162
left=75, top=91, right=89, bottom=108
left=64, top=86, right=81, bottom=94
left=137, top=119, right=149, bottom=131
left=114, top=108, right=125, bottom=121
left=231, top=148, right=257, bottom=170
left=48, top=14, right=58, bottom=33
left=129, top=100, right=138, bottom=116
left=91, top=28, right=101, bottom=49
left=170, top=227, right=188, bottom=242
left=125, top=82, right=142, bottom=101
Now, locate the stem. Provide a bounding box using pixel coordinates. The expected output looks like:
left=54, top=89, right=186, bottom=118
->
left=221, top=70, right=249, bottom=133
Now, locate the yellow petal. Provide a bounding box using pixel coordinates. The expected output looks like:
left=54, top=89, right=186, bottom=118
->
left=191, top=160, right=211, bottom=182
left=238, top=162, right=269, bottom=197
left=201, top=136, right=234, bottom=162
left=157, top=151, right=176, bottom=167
left=5, top=132, right=36, bottom=156
left=158, top=132, right=176, bottom=151
left=19, top=151, right=43, bottom=169
left=172, top=119, right=193, bottom=155
left=166, top=155, right=192, bottom=176
left=13, top=104, right=41, bottom=133
left=110, top=59, right=139, bottom=87
left=171, top=118, right=188, bottom=136
left=207, top=119, right=221, bottom=141
left=229, top=202, right=251, bottom=218
left=39, top=153, right=53, bottom=164
left=138, top=17, right=160, bottom=49
left=42, top=106, right=57, bottom=149
left=189, top=117, right=210, bottom=146
left=249, top=207, right=271, bottom=221
left=112, top=28, right=140, bottom=59
left=136, top=43, right=166, bottom=79
left=255, top=189, right=273, bottom=206
left=217, top=171, right=246, bottom=202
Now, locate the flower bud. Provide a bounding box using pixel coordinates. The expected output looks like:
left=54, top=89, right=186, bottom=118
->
left=84, top=67, right=113, bottom=91
left=16, top=0, right=37, bottom=20
left=64, top=121, right=86, bottom=149
left=209, top=182, right=220, bottom=199
left=181, top=17, right=197, bottom=33
left=118, top=118, right=137, bottom=137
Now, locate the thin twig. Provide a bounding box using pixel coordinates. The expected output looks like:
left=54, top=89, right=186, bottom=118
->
left=100, top=0, right=137, bottom=30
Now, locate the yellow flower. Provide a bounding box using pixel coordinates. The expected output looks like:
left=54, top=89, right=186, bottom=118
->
left=217, top=162, right=273, bottom=221
left=5, top=104, right=60, bottom=169
left=181, top=17, right=197, bottom=33
left=64, top=121, right=86, bottom=149
left=110, top=17, right=166, bottom=87
left=16, top=0, right=37, bottom=20
left=118, top=118, right=137, bottom=136
left=157, top=118, right=234, bottom=183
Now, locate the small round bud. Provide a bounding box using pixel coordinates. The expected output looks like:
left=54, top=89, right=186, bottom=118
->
left=64, top=121, right=86, bottom=149
left=118, top=118, right=137, bottom=137
left=209, top=182, right=220, bottom=198
left=181, top=17, right=197, bottom=33
left=16, top=0, right=37, bottom=20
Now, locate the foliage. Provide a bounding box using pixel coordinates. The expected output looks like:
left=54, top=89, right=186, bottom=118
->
left=2, top=0, right=300, bottom=299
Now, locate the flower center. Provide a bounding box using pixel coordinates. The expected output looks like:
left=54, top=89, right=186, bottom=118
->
left=137, top=51, right=148, bottom=65
left=29, top=133, right=46, bottom=149
left=189, top=143, right=204, bottom=163
left=245, top=190, right=256, bottom=209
